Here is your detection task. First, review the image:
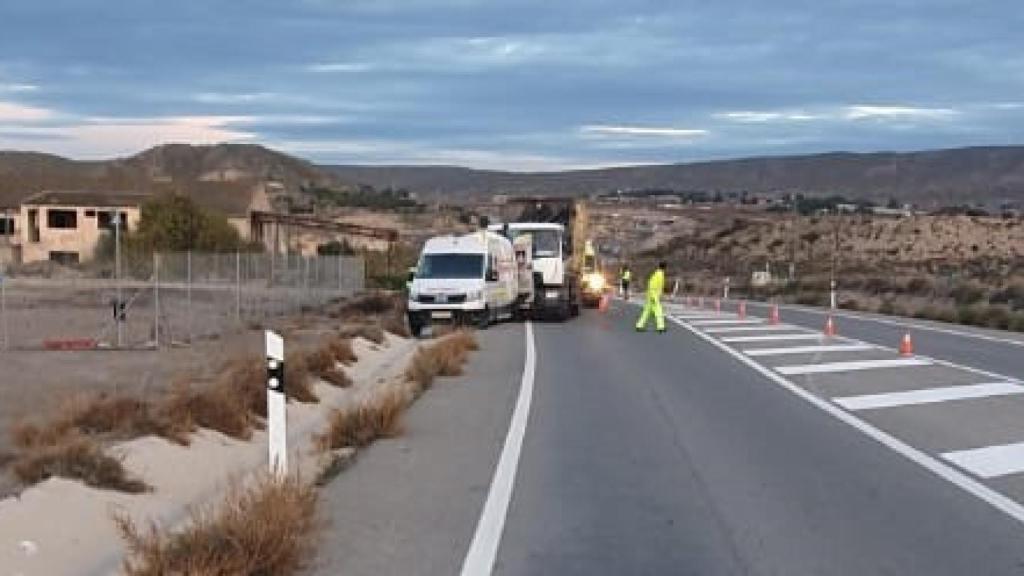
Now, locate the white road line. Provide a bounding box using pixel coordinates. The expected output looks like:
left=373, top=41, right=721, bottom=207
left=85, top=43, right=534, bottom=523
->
left=776, top=358, right=931, bottom=375
left=834, top=382, right=1024, bottom=411
left=689, top=319, right=764, bottom=326
left=744, top=344, right=876, bottom=357
left=668, top=314, right=1024, bottom=527
left=763, top=301, right=1024, bottom=350
left=667, top=314, right=732, bottom=321
left=704, top=324, right=803, bottom=334
left=721, top=333, right=828, bottom=343
left=460, top=322, right=536, bottom=576
left=944, top=442, right=1024, bottom=479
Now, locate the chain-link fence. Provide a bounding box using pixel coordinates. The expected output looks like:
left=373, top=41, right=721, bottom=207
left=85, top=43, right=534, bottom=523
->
left=0, top=251, right=364, bottom=351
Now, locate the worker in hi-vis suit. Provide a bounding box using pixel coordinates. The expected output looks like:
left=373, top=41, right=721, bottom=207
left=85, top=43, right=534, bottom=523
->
left=635, top=261, right=666, bottom=332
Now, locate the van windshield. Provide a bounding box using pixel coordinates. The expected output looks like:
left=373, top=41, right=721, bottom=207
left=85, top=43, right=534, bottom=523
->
left=417, top=253, right=484, bottom=279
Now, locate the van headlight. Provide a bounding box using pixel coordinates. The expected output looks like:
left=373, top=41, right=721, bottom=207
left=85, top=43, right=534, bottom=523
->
left=467, top=289, right=483, bottom=301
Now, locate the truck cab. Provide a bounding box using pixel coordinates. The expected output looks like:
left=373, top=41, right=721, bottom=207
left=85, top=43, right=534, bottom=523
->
left=407, top=231, right=517, bottom=336
left=490, top=222, right=578, bottom=320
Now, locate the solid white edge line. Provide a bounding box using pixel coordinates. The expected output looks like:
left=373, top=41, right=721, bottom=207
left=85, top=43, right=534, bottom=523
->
left=668, top=314, right=1024, bottom=526
left=834, top=382, right=1024, bottom=411
left=459, top=321, right=536, bottom=576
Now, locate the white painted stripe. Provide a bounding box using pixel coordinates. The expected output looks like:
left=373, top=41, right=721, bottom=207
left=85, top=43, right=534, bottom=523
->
left=721, top=333, right=828, bottom=343
left=704, top=324, right=802, bottom=334
left=744, top=344, right=876, bottom=357
left=776, top=357, right=931, bottom=375
left=460, top=322, right=536, bottom=576
left=944, top=442, right=1024, bottom=479
left=689, top=319, right=764, bottom=326
left=667, top=313, right=1024, bottom=527
left=834, top=382, right=1024, bottom=411
left=668, top=314, right=731, bottom=320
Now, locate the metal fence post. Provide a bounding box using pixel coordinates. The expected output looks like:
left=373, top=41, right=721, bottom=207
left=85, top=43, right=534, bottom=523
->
left=235, top=250, right=241, bottom=325
left=187, top=250, right=193, bottom=344
left=1, top=271, right=7, bottom=352
left=153, top=252, right=160, bottom=349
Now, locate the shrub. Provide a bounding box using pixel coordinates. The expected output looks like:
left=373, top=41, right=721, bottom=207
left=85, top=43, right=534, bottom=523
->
left=118, top=475, right=318, bottom=576
left=904, top=277, right=934, bottom=296
left=12, top=435, right=148, bottom=493
left=404, top=330, right=478, bottom=392
left=951, top=282, right=986, bottom=306
left=164, top=381, right=253, bottom=441
left=839, top=298, right=861, bottom=311
left=316, top=388, right=408, bottom=451
left=956, top=304, right=985, bottom=327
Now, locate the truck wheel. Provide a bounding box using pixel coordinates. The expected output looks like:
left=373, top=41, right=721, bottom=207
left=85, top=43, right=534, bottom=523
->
left=477, top=308, right=491, bottom=329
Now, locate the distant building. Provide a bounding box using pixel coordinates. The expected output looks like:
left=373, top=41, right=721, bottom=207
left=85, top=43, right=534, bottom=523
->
left=18, top=191, right=149, bottom=265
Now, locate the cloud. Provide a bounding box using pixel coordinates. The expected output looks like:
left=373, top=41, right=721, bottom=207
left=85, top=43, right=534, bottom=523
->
left=580, top=125, right=709, bottom=138
left=0, top=83, right=38, bottom=93
left=714, top=110, right=822, bottom=123
left=0, top=114, right=254, bottom=158
left=305, top=62, right=375, bottom=73
left=0, top=101, right=54, bottom=122
left=843, top=105, right=958, bottom=121
left=193, top=92, right=282, bottom=104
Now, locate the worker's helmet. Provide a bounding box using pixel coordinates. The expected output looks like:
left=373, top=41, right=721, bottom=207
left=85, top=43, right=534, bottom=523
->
left=658, top=261, right=667, bottom=269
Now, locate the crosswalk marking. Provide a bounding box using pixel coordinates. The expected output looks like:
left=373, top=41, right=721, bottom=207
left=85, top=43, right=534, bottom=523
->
left=744, top=344, right=876, bottom=357
left=833, top=382, right=1024, bottom=411
left=776, top=357, right=932, bottom=375
left=703, top=325, right=803, bottom=334
left=721, top=333, right=827, bottom=343
left=944, top=442, right=1024, bottom=479
left=689, top=319, right=764, bottom=326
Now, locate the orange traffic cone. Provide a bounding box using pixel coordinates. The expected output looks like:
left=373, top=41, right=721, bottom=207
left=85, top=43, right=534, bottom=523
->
left=899, top=332, right=914, bottom=356
left=738, top=301, right=747, bottom=319
left=599, top=293, right=610, bottom=312
left=769, top=304, right=780, bottom=325
left=824, top=315, right=836, bottom=337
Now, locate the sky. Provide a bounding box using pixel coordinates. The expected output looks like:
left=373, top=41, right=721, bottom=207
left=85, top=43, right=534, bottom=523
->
left=0, top=0, right=1022, bottom=171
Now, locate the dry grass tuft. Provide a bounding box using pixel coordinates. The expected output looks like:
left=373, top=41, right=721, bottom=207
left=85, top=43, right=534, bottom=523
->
left=285, top=351, right=318, bottom=403
left=326, top=337, right=357, bottom=365
left=404, top=330, right=479, bottom=392
left=382, top=314, right=412, bottom=338
left=12, top=435, right=148, bottom=493
left=163, top=381, right=254, bottom=441
left=118, top=475, right=318, bottom=576
left=316, top=388, right=409, bottom=451
left=319, top=368, right=352, bottom=388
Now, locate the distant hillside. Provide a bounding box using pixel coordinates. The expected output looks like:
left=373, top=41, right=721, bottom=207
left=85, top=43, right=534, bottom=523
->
left=326, top=146, right=1024, bottom=207
left=0, top=144, right=342, bottom=211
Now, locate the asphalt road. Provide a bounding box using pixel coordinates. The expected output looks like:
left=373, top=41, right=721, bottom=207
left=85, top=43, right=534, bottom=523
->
left=312, top=301, right=1024, bottom=575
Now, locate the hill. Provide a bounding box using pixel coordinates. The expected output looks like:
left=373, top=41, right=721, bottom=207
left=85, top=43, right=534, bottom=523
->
left=326, top=146, right=1024, bottom=207
left=0, top=144, right=341, bottom=211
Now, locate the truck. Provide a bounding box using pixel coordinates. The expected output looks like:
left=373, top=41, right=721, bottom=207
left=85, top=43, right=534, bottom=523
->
left=406, top=230, right=523, bottom=336
left=488, top=197, right=590, bottom=321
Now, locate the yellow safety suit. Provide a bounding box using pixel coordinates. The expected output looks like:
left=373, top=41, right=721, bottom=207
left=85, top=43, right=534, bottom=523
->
left=635, top=268, right=665, bottom=331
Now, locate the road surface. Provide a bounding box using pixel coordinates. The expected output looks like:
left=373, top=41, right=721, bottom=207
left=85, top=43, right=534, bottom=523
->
left=309, top=300, right=1024, bottom=575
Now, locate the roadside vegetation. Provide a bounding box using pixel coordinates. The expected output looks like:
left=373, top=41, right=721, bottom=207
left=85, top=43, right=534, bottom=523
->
left=117, top=475, right=318, bottom=576
left=117, top=327, right=480, bottom=575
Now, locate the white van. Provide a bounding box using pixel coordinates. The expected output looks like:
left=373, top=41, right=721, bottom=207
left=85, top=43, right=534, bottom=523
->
left=406, top=231, right=518, bottom=336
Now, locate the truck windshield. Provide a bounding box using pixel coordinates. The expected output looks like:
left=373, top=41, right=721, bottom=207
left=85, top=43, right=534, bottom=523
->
left=417, top=253, right=484, bottom=279
left=529, top=230, right=561, bottom=258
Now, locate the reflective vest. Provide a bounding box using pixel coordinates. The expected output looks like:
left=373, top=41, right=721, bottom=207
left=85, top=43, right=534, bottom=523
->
left=646, top=269, right=665, bottom=298
left=621, top=269, right=631, bottom=282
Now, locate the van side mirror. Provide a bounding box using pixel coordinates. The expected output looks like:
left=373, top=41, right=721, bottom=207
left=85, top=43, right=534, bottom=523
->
left=486, top=269, right=498, bottom=282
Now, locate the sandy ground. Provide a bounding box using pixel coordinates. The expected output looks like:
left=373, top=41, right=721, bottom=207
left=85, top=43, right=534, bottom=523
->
left=0, top=332, right=419, bottom=576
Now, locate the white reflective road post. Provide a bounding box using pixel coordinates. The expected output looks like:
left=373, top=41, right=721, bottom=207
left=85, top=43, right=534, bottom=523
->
left=830, top=278, right=837, bottom=310
left=723, top=276, right=731, bottom=300
left=266, top=330, right=287, bottom=479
